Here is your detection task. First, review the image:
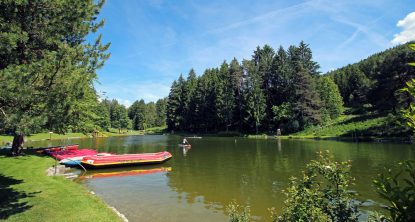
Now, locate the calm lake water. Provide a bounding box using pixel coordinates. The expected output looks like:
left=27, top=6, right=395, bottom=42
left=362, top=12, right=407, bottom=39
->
left=29, top=135, right=415, bottom=221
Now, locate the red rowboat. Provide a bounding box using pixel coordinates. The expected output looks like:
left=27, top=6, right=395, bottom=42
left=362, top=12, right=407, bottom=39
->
left=50, top=149, right=98, bottom=161
left=81, top=151, right=172, bottom=168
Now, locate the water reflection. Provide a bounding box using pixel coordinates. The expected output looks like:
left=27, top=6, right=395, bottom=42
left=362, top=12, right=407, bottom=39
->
left=182, top=146, right=191, bottom=156
left=78, top=166, right=172, bottom=180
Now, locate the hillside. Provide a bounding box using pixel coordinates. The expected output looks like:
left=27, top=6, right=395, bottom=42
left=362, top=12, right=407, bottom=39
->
left=327, top=42, right=415, bottom=114
left=292, top=43, right=415, bottom=139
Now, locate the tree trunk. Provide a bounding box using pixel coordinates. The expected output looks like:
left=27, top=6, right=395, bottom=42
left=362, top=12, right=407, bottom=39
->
left=10, top=134, right=24, bottom=156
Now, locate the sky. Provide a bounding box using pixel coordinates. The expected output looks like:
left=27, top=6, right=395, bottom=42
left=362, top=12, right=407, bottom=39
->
left=93, top=0, right=415, bottom=107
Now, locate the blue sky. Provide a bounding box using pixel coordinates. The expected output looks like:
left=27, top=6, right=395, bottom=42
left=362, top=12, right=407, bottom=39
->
left=94, top=0, right=415, bottom=107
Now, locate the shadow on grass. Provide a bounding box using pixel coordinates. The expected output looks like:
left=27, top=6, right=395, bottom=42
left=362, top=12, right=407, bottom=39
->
left=0, top=174, right=40, bottom=219
left=339, top=121, right=411, bottom=138
left=0, top=148, right=51, bottom=158
left=341, top=114, right=381, bottom=125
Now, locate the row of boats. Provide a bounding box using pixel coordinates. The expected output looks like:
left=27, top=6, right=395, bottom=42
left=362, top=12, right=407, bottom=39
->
left=39, top=145, right=172, bottom=169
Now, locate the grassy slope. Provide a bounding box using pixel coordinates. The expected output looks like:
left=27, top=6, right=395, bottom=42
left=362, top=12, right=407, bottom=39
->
left=0, top=153, right=122, bottom=222
left=290, top=114, right=408, bottom=138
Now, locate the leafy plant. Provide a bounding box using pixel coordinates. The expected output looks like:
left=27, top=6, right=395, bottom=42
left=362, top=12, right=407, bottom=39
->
left=401, top=43, right=415, bottom=132
left=275, top=151, right=359, bottom=222
left=226, top=201, right=251, bottom=222
left=372, top=161, right=415, bottom=222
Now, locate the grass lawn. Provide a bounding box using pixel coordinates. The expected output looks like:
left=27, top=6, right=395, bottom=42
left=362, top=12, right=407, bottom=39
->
left=0, top=152, right=122, bottom=222
left=290, top=114, right=409, bottom=139
left=144, top=126, right=167, bottom=134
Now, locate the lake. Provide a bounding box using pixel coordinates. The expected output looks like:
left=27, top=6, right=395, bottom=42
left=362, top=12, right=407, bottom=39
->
left=29, top=135, right=415, bottom=221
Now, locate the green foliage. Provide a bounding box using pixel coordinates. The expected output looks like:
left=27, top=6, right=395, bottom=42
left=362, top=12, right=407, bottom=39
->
left=401, top=44, right=415, bottom=133
left=292, top=113, right=410, bottom=138
left=155, top=98, right=167, bottom=127
left=128, top=99, right=146, bottom=130
left=216, top=61, right=236, bottom=131
left=330, top=42, right=415, bottom=112
left=276, top=151, right=359, bottom=222
left=291, top=66, right=323, bottom=129
left=372, top=161, right=415, bottom=222
left=401, top=79, right=415, bottom=131
left=166, top=42, right=326, bottom=134
left=272, top=102, right=293, bottom=122
left=243, top=60, right=267, bottom=134
left=226, top=201, right=251, bottom=222
left=317, top=76, right=345, bottom=119
left=0, top=0, right=109, bottom=136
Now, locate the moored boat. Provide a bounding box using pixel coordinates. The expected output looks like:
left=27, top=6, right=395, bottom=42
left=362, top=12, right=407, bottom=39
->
left=59, top=153, right=112, bottom=167
left=81, top=151, right=172, bottom=168
left=50, top=148, right=98, bottom=161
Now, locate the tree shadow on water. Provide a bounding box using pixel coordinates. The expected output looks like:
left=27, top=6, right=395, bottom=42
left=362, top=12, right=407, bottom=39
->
left=0, top=174, right=40, bottom=219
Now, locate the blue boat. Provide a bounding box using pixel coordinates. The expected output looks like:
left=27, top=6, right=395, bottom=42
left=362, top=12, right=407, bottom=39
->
left=60, top=158, right=81, bottom=167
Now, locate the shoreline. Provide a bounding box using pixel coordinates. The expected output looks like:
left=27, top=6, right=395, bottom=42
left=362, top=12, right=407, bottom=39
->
left=170, top=132, right=413, bottom=144
left=0, top=151, right=124, bottom=222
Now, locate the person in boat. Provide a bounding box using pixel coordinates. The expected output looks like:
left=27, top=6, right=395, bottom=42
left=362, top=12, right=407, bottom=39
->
left=182, top=138, right=190, bottom=146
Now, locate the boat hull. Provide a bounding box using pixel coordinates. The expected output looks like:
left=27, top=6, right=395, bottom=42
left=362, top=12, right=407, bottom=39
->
left=61, top=160, right=81, bottom=167
left=81, top=151, right=172, bottom=169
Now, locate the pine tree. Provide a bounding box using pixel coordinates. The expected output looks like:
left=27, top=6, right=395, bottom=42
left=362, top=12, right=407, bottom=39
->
left=229, top=58, right=244, bottom=132
left=183, top=69, right=198, bottom=131
left=128, top=100, right=146, bottom=130
left=0, top=0, right=110, bottom=155
left=145, top=102, right=156, bottom=128
left=155, top=98, right=167, bottom=127
left=316, top=76, right=344, bottom=120
left=243, top=60, right=266, bottom=134
left=216, top=61, right=236, bottom=131
left=291, top=65, right=323, bottom=129
left=166, top=75, right=186, bottom=131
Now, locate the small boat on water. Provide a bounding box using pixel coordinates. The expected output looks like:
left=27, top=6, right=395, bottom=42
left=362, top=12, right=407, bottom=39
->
left=60, top=152, right=112, bottom=167
left=81, top=151, right=172, bottom=168
left=49, top=148, right=98, bottom=161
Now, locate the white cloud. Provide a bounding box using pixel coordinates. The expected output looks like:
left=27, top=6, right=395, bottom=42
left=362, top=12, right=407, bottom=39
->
left=392, top=12, right=415, bottom=44
left=118, top=99, right=132, bottom=108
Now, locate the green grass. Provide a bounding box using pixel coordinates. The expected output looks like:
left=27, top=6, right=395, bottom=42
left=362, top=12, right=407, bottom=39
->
left=103, top=129, right=144, bottom=137
left=291, top=114, right=408, bottom=138
left=144, top=126, right=167, bottom=134
left=0, top=152, right=122, bottom=222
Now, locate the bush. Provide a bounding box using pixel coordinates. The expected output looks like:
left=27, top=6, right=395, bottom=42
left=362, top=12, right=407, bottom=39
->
left=226, top=201, right=251, bottom=222
left=275, top=151, right=359, bottom=222
left=372, top=161, right=415, bottom=222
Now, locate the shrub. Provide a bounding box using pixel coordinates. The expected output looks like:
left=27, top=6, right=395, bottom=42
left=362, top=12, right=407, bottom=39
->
left=226, top=201, right=251, bottom=222
left=372, top=161, right=415, bottom=222
left=275, top=151, right=359, bottom=222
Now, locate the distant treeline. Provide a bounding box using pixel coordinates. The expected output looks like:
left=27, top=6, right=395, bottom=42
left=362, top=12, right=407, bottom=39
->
left=94, top=98, right=167, bottom=132
left=166, top=42, right=344, bottom=134
left=166, top=42, right=415, bottom=134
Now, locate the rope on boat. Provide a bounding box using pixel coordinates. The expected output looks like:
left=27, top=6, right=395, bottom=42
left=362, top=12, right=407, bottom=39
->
left=66, top=158, right=87, bottom=172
